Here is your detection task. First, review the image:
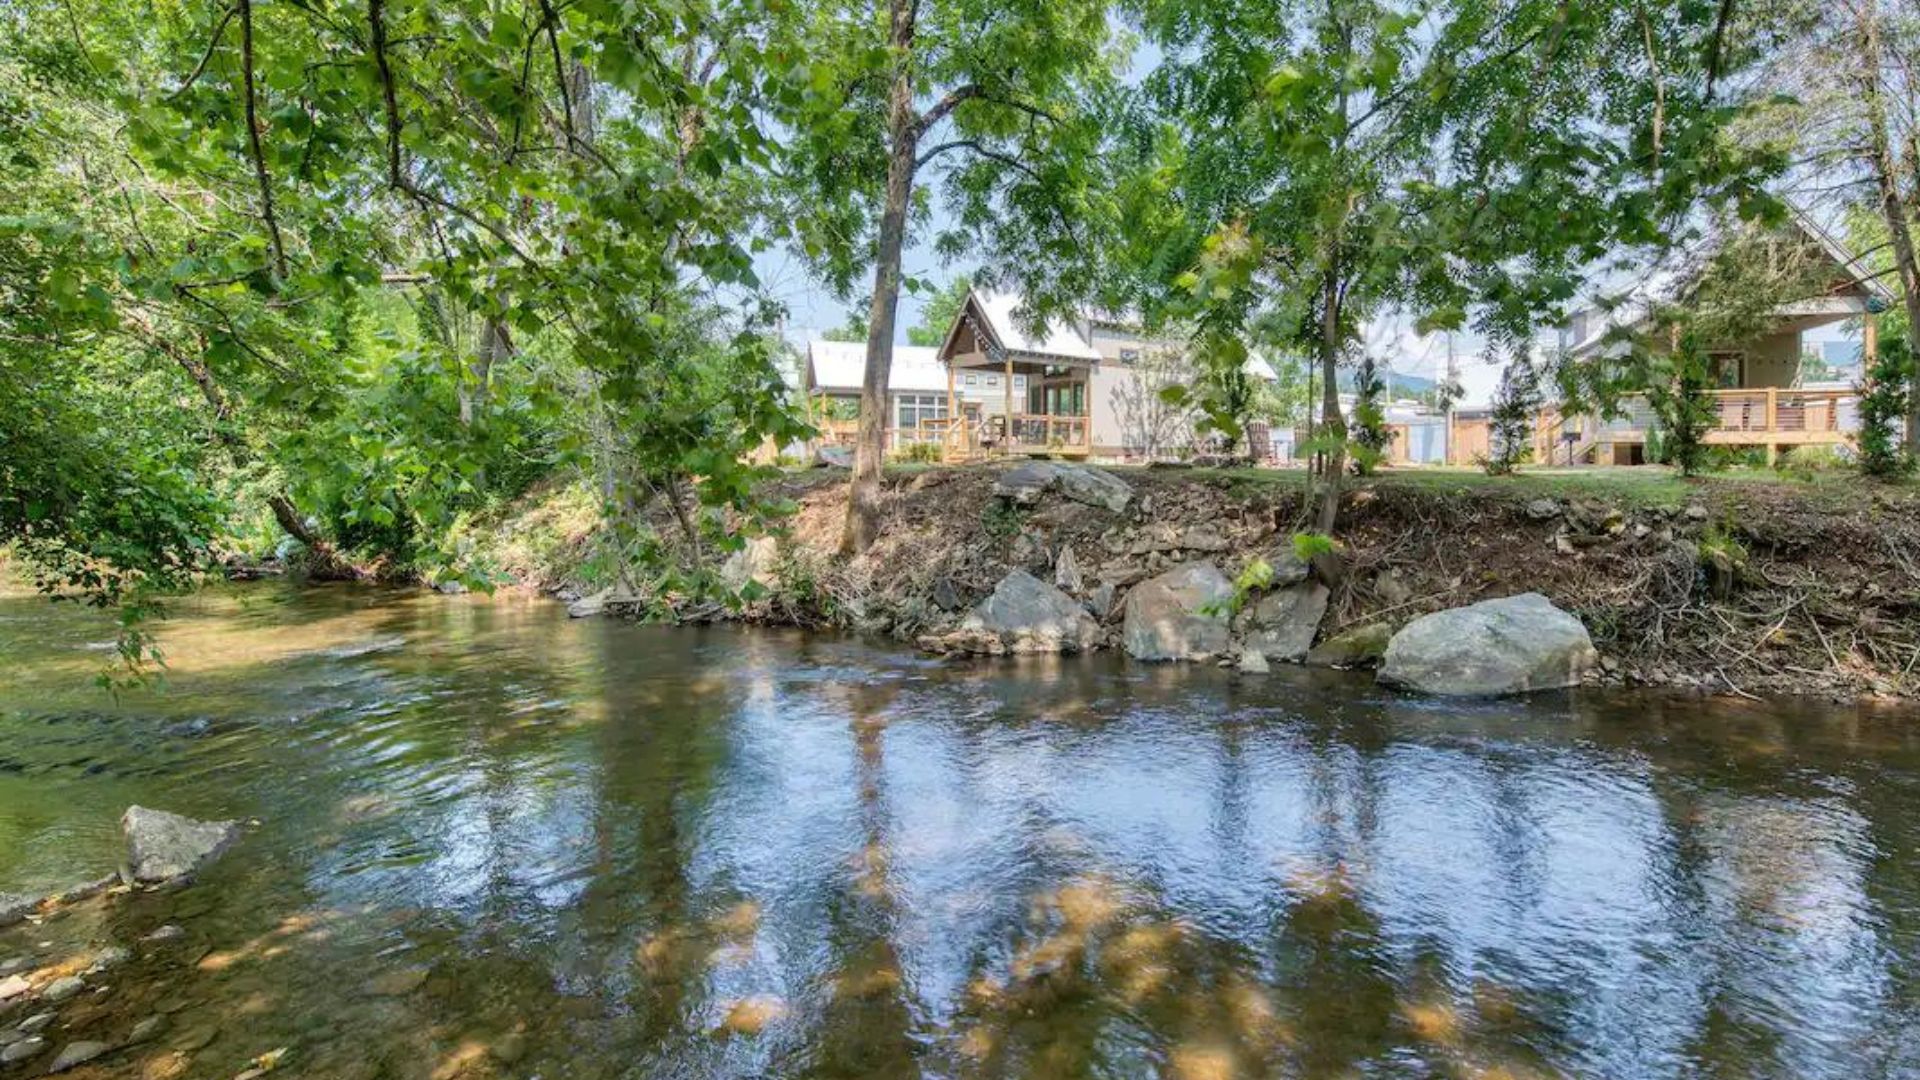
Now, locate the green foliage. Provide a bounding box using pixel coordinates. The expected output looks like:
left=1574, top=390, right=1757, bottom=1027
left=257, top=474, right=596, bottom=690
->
left=1290, top=532, right=1337, bottom=562
left=1775, top=444, right=1849, bottom=481
left=1858, top=335, right=1916, bottom=478
left=1645, top=334, right=1719, bottom=477
left=1349, top=355, right=1390, bottom=475
left=906, top=277, right=973, bottom=347
left=980, top=500, right=1027, bottom=541
left=1482, top=356, right=1541, bottom=476
left=893, top=441, right=943, bottom=464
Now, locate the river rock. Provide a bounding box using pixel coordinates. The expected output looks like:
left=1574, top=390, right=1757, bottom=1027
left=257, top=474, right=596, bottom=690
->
left=0, top=975, right=28, bottom=1002
left=1378, top=593, right=1598, bottom=696
left=18, top=1013, right=54, bottom=1035
left=941, top=571, right=1101, bottom=655
left=719, top=536, right=779, bottom=592
left=142, top=924, right=186, bottom=944
left=1306, top=622, right=1394, bottom=668
left=1236, top=648, right=1270, bottom=674
left=41, top=976, right=84, bottom=1004
left=128, top=1016, right=165, bottom=1044
left=992, top=462, right=1133, bottom=514
left=1235, top=582, right=1330, bottom=663
left=1263, top=549, right=1311, bottom=588
left=1054, top=546, right=1084, bottom=594
left=0, top=1036, right=43, bottom=1064
left=121, top=806, right=241, bottom=884
left=47, top=1040, right=110, bottom=1073
left=1086, top=582, right=1117, bottom=620
left=1123, top=562, right=1234, bottom=662
left=0, top=895, right=33, bottom=929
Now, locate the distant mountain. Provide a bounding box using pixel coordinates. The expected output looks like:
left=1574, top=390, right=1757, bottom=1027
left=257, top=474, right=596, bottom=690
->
left=1335, top=368, right=1437, bottom=395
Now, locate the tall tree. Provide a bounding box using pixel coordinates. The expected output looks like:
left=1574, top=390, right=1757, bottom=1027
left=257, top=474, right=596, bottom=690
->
left=782, top=0, right=1120, bottom=553
left=1119, top=0, right=1780, bottom=531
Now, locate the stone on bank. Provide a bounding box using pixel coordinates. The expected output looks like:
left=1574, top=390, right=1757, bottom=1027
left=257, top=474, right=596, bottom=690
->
left=1377, top=592, right=1597, bottom=696
left=924, top=570, right=1101, bottom=655
left=1123, top=562, right=1234, bottom=661
left=991, top=461, right=1134, bottom=514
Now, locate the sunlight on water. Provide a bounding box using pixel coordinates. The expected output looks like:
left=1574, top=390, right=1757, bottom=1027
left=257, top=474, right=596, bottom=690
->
left=1, top=583, right=1918, bottom=1078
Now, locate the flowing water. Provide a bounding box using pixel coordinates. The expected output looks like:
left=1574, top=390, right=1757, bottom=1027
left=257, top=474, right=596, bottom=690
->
left=1, top=583, right=1918, bottom=1079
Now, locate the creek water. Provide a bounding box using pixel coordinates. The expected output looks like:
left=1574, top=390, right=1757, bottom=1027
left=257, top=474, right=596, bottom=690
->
left=0, top=583, right=1917, bottom=1079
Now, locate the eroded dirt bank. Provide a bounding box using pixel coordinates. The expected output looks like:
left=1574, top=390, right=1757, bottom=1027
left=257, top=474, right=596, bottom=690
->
left=497, top=465, right=1920, bottom=702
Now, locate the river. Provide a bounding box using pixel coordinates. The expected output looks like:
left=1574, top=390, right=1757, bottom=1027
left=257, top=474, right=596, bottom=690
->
left=1, top=583, right=1916, bottom=1078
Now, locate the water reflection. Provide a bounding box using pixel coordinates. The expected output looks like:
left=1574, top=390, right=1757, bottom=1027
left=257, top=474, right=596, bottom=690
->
left=1, top=584, right=1918, bottom=1078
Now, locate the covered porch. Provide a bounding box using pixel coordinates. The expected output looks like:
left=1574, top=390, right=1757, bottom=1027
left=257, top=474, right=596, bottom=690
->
left=933, top=292, right=1096, bottom=461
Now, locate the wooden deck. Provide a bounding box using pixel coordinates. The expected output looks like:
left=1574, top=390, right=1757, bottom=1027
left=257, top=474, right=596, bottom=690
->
left=810, top=414, right=1093, bottom=461
left=1550, top=388, right=1857, bottom=465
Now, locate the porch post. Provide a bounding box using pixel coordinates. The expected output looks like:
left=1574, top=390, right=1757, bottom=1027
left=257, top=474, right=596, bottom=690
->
left=946, top=363, right=957, bottom=462
left=1866, top=312, right=1880, bottom=362
left=1004, top=357, right=1014, bottom=448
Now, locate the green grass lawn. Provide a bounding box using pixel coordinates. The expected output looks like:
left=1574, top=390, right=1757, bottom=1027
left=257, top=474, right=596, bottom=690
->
left=1172, top=462, right=1907, bottom=510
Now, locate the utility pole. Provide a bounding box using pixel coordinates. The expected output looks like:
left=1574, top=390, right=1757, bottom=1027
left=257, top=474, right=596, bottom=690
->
left=1444, top=331, right=1458, bottom=467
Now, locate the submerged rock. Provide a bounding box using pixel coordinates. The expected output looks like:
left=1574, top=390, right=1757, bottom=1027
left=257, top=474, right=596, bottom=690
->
left=1306, top=622, right=1394, bottom=668
left=1235, top=582, right=1330, bottom=663
left=992, top=461, right=1134, bottom=514
left=932, top=571, right=1101, bottom=655
left=1236, top=648, right=1270, bottom=674
left=121, top=806, right=241, bottom=884
left=0, top=895, right=33, bottom=929
left=0, top=1036, right=44, bottom=1064
left=1122, top=562, right=1234, bottom=662
left=565, top=585, right=640, bottom=619
left=0, top=975, right=28, bottom=1002
left=1378, top=593, right=1597, bottom=696
left=47, top=1040, right=111, bottom=1073
left=41, top=976, right=84, bottom=1003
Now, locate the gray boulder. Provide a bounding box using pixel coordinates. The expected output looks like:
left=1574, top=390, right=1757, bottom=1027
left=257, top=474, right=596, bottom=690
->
left=1123, top=562, right=1234, bottom=661
left=1378, top=593, right=1598, bottom=696
left=1235, top=582, right=1330, bottom=663
left=945, top=570, right=1101, bottom=654
left=992, top=462, right=1133, bottom=513
left=1263, top=550, right=1311, bottom=588
left=121, top=806, right=240, bottom=884
left=814, top=445, right=854, bottom=469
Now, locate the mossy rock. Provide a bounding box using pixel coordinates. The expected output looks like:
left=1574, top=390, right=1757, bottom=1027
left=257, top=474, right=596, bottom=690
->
left=1305, top=622, right=1394, bottom=669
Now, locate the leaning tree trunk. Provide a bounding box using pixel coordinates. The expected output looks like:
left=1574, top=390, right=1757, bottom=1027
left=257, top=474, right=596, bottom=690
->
left=841, top=0, right=919, bottom=555
left=1860, top=0, right=1920, bottom=451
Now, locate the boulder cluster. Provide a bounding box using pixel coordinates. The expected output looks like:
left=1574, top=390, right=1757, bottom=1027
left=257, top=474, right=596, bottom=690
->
left=919, top=463, right=1598, bottom=697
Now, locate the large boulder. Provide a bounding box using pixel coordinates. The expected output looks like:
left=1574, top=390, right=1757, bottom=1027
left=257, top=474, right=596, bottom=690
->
left=937, top=570, right=1101, bottom=654
left=1377, top=593, right=1597, bottom=696
left=1235, top=582, right=1330, bottom=663
left=992, top=462, right=1133, bottom=514
left=1123, top=562, right=1234, bottom=661
left=121, top=806, right=240, bottom=884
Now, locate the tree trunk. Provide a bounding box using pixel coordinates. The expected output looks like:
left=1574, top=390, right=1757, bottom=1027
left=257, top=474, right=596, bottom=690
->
left=841, top=0, right=919, bottom=554
left=1860, top=0, right=1920, bottom=451
left=1314, top=269, right=1347, bottom=534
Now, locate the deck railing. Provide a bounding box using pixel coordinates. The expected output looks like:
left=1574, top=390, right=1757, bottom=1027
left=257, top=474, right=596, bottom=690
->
left=1579, top=388, right=1857, bottom=441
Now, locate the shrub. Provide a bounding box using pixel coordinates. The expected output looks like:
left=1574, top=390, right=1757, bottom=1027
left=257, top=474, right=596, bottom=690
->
left=1858, top=336, right=1915, bottom=479
left=1645, top=333, right=1717, bottom=477
left=1482, top=355, right=1541, bottom=476
left=893, top=441, right=943, bottom=464
left=1775, top=444, right=1849, bottom=481
left=1349, top=355, right=1391, bottom=475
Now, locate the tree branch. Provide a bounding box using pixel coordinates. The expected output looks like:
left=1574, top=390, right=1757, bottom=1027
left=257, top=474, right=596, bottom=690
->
left=170, top=4, right=238, bottom=100
left=914, top=83, right=982, bottom=137
left=237, top=0, right=290, bottom=282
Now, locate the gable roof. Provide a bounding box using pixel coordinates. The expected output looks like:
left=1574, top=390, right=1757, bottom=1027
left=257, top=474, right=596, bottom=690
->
left=939, top=288, right=1104, bottom=363
left=806, top=340, right=949, bottom=395
left=1565, top=204, right=1893, bottom=356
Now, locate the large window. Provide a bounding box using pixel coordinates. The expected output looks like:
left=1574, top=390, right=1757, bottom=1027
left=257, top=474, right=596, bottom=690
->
left=895, top=393, right=949, bottom=431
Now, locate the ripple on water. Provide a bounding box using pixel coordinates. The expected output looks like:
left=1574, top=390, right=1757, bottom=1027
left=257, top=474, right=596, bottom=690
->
left=0, top=584, right=1918, bottom=1080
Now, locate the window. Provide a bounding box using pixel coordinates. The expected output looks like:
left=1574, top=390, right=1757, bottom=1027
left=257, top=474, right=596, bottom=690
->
left=1119, top=348, right=1140, bottom=363
left=963, top=374, right=977, bottom=386
left=895, top=393, right=949, bottom=430
left=985, top=375, right=999, bottom=387
left=1013, top=375, right=1027, bottom=390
